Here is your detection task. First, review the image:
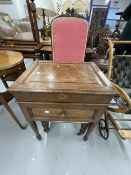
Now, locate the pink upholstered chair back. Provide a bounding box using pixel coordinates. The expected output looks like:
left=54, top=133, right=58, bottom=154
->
left=52, top=17, right=88, bottom=62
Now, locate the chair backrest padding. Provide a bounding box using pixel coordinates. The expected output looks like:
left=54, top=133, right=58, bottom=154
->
left=52, top=17, right=88, bottom=62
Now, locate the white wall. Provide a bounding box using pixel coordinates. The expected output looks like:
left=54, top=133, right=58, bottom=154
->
left=0, top=0, right=26, bottom=20
left=91, top=0, right=130, bottom=21
left=13, top=0, right=26, bottom=19
left=110, top=0, right=130, bottom=12
left=0, top=0, right=130, bottom=20
left=92, top=0, right=130, bottom=11
left=92, top=0, right=108, bottom=5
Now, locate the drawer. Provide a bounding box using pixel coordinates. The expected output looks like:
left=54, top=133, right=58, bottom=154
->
left=15, top=92, right=112, bottom=104
left=26, top=103, right=95, bottom=123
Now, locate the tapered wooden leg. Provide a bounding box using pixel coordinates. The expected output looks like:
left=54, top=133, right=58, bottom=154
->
left=77, top=123, right=88, bottom=135
left=0, top=94, right=26, bottom=129
left=1, top=77, right=9, bottom=88
left=41, top=121, right=49, bottom=132
left=40, top=53, right=44, bottom=60
left=84, top=123, right=95, bottom=141
left=44, top=52, right=50, bottom=60
left=30, top=121, right=41, bottom=140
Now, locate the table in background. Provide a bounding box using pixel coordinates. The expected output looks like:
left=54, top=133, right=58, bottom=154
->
left=0, top=50, right=26, bottom=128
left=0, top=50, right=25, bottom=88
left=0, top=32, right=51, bottom=60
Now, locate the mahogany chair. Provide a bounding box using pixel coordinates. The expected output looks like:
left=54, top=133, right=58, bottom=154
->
left=0, top=91, right=25, bottom=129
left=52, top=15, right=88, bottom=62
left=41, top=12, right=90, bottom=138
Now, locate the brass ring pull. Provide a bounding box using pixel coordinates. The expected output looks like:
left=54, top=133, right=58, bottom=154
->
left=59, top=110, right=67, bottom=118
left=58, top=94, right=68, bottom=101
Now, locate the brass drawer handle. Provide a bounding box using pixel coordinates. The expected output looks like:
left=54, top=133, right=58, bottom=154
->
left=59, top=110, right=67, bottom=118
left=58, top=94, right=68, bottom=101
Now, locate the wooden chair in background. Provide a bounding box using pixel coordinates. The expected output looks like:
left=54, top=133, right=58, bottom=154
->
left=99, top=40, right=131, bottom=140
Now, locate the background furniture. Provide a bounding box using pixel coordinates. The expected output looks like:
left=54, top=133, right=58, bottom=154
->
left=42, top=46, right=52, bottom=60
left=52, top=15, right=88, bottom=62
left=99, top=40, right=131, bottom=140
left=0, top=0, right=43, bottom=59
left=0, top=37, right=51, bottom=60
left=86, top=28, right=110, bottom=73
left=0, top=12, right=32, bottom=39
left=90, top=8, right=107, bottom=32
left=9, top=61, right=115, bottom=141
left=0, top=50, right=26, bottom=88
left=0, top=92, right=25, bottom=129
left=0, top=50, right=26, bottom=129
left=35, top=0, right=57, bottom=40
left=61, top=0, right=90, bottom=17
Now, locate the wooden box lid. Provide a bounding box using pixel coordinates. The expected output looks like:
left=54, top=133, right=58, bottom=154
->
left=9, top=61, right=116, bottom=95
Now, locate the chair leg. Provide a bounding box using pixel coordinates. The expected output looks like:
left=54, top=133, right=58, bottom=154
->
left=44, top=52, right=50, bottom=60
left=0, top=95, right=26, bottom=129
left=83, top=122, right=95, bottom=141
left=77, top=123, right=89, bottom=135
left=30, top=121, right=41, bottom=140
left=41, top=121, right=49, bottom=132
left=1, top=77, right=9, bottom=88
